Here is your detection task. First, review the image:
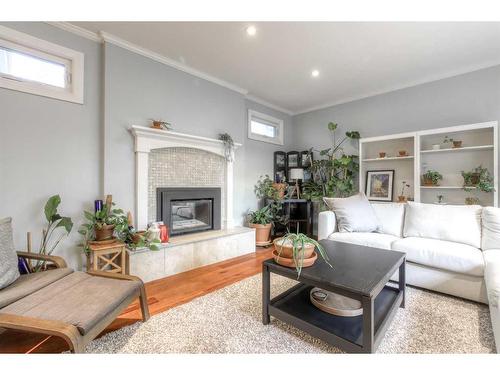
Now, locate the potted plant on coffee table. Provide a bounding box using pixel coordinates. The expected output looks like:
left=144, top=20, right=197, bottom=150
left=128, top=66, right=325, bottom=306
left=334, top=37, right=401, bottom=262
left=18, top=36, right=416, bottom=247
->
left=273, top=232, right=332, bottom=277
left=422, top=170, right=443, bottom=186
left=248, top=205, right=273, bottom=246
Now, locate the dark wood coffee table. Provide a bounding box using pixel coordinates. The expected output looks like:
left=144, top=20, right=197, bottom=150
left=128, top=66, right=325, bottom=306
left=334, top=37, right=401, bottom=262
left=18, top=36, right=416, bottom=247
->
left=262, top=240, right=406, bottom=353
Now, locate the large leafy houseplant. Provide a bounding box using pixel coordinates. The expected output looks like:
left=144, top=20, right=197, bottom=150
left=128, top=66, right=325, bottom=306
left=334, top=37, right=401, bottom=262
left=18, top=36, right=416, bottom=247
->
left=32, top=195, right=74, bottom=272
left=254, top=175, right=288, bottom=227
left=304, top=123, right=360, bottom=200
left=247, top=205, right=274, bottom=244
left=274, top=232, right=332, bottom=277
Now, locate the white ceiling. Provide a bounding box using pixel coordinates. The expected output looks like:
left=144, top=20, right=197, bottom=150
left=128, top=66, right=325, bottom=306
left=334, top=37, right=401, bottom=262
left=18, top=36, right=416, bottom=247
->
left=71, top=22, right=500, bottom=114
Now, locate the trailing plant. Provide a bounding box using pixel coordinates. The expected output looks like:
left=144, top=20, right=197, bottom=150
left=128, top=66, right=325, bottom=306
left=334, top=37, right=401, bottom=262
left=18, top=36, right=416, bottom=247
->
left=275, top=232, right=332, bottom=277
left=150, top=119, right=172, bottom=130
left=307, top=122, right=361, bottom=198
left=34, top=195, right=74, bottom=272
left=218, top=132, right=234, bottom=162
left=462, top=166, right=494, bottom=193
left=422, top=170, right=443, bottom=185
left=247, top=205, right=273, bottom=225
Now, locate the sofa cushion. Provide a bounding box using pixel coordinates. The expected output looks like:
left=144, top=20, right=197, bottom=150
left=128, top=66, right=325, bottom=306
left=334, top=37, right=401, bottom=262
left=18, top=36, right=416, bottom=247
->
left=392, top=237, right=484, bottom=276
left=372, top=202, right=405, bottom=237
left=328, top=232, right=399, bottom=250
left=0, top=217, right=20, bottom=290
left=482, top=207, right=500, bottom=251
left=483, top=249, right=500, bottom=307
left=0, top=271, right=141, bottom=335
left=403, top=202, right=482, bottom=248
left=0, top=268, right=73, bottom=309
left=323, top=192, right=379, bottom=233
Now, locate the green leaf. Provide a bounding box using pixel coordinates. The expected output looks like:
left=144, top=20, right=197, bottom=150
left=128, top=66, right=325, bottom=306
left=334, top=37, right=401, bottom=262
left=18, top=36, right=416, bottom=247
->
left=327, top=122, right=338, bottom=132
left=84, top=210, right=95, bottom=221
left=149, top=244, right=160, bottom=251
left=44, top=195, right=61, bottom=222
left=78, top=229, right=87, bottom=236
left=56, top=217, right=74, bottom=233
left=346, top=131, right=360, bottom=139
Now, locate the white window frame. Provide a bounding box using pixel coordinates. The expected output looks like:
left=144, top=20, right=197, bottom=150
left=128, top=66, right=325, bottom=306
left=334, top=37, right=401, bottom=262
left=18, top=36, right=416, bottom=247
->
left=247, top=109, right=284, bottom=145
left=0, top=25, right=84, bottom=104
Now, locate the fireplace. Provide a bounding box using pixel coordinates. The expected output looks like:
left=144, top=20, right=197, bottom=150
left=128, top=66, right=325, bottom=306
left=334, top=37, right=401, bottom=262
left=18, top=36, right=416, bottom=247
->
left=157, top=187, right=221, bottom=236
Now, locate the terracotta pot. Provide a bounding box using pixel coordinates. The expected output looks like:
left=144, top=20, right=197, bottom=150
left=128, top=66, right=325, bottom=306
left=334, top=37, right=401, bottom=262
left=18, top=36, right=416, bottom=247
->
left=94, top=224, right=115, bottom=241
left=397, top=195, right=408, bottom=203
left=273, top=237, right=315, bottom=259
left=131, top=231, right=146, bottom=244
left=422, top=176, right=437, bottom=186
left=273, top=249, right=317, bottom=268
left=151, top=121, right=163, bottom=129
left=465, top=197, right=480, bottom=205
left=398, top=150, right=408, bottom=157
left=452, top=140, right=462, bottom=148
left=379, top=152, right=386, bottom=158
left=464, top=173, right=480, bottom=186
left=272, top=183, right=287, bottom=199
left=250, top=223, right=272, bottom=244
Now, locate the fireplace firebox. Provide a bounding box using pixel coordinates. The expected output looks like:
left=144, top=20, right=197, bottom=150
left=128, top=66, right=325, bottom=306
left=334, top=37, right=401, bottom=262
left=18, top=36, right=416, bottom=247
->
left=157, top=187, right=221, bottom=236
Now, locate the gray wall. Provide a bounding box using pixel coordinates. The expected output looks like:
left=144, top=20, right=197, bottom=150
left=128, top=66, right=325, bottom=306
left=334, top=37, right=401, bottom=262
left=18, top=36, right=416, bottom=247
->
left=293, top=65, right=500, bottom=158
left=0, top=22, right=102, bottom=269
left=103, top=43, right=292, bottom=226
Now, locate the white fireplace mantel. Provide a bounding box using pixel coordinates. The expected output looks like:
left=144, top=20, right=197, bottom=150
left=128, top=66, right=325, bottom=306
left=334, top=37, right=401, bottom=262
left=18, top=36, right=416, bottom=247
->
left=130, top=125, right=241, bottom=230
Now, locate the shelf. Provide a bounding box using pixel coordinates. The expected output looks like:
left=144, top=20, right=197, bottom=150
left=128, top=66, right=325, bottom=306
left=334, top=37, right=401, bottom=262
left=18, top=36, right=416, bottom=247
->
left=362, top=156, right=414, bottom=162
left=420, top=145, right=493, bottom=154
left=421, top=186, right=476, bottom=189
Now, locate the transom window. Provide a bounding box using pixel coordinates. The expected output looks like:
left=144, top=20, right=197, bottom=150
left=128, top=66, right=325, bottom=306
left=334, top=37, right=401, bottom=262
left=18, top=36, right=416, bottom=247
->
left=0, top=26, right=84, bottom=104
left=248, top=109, right=284, bottom=145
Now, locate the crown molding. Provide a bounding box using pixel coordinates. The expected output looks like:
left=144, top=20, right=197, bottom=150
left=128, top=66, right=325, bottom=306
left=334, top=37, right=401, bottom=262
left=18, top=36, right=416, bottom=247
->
left=100, top=31, right=249, bottom=95
left=293, top=60, right=500, bottom=116
left=45, top=22, right=101, bottom=42
left=245, top=94, right=293, bottom=116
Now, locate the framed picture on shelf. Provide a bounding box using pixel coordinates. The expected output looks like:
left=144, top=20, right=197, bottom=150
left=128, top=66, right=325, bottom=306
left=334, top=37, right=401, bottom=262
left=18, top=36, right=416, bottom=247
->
left=274, top=151, right=286, bottom=168
left=303, top=169, right=312, bottom=182
left=287, top=151, right=299, bottom=168
left=365, top=170, right=395, bottom=201
left=300, top=151, right=312, bottom=168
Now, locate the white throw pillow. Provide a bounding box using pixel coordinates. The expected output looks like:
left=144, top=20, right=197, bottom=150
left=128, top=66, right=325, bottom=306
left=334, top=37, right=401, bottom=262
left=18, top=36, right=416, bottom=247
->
left=481, top=207, right=500, bottom=250
left=371, top=202, right=405, bottom=237
left=0, top=217, right=20, bottom=289
left=403, top=202, right=482, bottom=248
left=323, top=192, right=380, bottom=233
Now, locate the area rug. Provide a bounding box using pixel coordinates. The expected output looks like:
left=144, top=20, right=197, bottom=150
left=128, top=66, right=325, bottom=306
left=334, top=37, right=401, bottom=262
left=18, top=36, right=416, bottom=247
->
left=85, top=274, right=496, bottom=353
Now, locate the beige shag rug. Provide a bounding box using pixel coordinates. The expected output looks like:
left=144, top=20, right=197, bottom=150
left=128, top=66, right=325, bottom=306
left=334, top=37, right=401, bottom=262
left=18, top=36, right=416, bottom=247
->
left=85, top=274, right=495, bottom=353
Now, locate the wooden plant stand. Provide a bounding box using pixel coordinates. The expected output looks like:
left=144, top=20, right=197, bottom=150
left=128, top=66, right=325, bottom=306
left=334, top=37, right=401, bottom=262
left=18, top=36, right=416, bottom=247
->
left=87, top=241, right=129, bottom=275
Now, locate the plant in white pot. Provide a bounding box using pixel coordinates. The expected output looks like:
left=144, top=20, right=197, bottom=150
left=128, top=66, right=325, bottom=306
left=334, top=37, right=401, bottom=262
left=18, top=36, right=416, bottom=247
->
left=273, top=232, right=332, bottom=277
left=248, top=205, right=273, bottom=245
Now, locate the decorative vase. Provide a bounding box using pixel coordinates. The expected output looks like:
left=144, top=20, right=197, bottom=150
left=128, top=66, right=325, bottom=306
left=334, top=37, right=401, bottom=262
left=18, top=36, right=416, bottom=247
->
left=378, top=152, right=386, bottom=158
left=250, top=223, right=272, bottom=245
left=272, top=183, right=287, bottom=199
left=452, top=140, right=463, bottom=148
left=94, top=224, right=115, bottom=241
left=432, top=144, right=441, bottom=150
left=398, top=150, right=408, bottom=157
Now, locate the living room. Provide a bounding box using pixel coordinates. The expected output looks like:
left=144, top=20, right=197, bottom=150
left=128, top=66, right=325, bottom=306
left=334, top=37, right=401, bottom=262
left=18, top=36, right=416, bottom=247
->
left=1, top=0, right=500, bottom=372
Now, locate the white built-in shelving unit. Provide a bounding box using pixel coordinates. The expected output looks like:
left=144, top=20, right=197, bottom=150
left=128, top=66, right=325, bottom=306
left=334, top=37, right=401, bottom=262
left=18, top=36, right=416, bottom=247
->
left=359, top=121, right=498, bottom=206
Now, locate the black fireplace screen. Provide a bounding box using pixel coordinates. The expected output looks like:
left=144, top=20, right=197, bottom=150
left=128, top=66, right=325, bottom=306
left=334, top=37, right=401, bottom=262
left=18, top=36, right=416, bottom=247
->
left=157, top=187, right=221, bottom=236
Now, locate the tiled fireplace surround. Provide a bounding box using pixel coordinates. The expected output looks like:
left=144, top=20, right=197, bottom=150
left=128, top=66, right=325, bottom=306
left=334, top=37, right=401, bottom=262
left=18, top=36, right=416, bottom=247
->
left=129, top=126, right=255, bottom=282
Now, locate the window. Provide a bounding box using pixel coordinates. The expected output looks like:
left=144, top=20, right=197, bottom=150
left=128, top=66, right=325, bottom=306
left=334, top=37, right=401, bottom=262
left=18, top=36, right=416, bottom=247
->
left=0, top=26, right=84, bottom=104
left=248, top=109, right=284, bottom=145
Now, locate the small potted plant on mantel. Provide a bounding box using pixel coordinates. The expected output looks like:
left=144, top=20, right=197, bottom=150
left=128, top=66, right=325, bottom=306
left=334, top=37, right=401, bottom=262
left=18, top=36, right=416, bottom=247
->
left=422, top=170, right=443, bottom=186
left=273, top=232, right=333, bottom=277
left=248, top=205, right=273, bottom=246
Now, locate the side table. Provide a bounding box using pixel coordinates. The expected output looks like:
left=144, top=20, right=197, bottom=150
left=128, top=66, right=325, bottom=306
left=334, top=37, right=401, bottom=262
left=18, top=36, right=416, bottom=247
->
left=86, top=241, right=129, bottom=275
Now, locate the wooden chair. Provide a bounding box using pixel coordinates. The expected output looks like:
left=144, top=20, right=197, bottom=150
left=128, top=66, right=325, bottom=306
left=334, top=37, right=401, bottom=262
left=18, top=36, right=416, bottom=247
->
left=0, top=251, right=150, bottom=353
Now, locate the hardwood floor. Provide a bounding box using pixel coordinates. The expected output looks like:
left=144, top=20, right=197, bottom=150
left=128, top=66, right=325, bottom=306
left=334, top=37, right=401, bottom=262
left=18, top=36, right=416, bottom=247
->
left=0, top=247, right=274, bottom=354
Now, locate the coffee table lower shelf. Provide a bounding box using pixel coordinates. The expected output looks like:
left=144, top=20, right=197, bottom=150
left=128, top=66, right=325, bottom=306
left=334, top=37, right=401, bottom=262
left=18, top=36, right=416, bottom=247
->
left=268, top=283, right=402, bottom=353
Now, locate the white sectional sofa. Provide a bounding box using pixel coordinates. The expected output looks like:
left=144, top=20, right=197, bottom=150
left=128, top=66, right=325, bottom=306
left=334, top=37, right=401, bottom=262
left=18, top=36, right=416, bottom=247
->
left=318, top=201, right=500, bottom=351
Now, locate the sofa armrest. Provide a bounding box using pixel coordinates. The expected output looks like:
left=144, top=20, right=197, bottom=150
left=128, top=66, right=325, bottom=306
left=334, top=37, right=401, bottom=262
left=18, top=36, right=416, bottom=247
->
left=86, top=270, right=141, bottom=283
left=318, top=210, right=337, bottom=241
left=483, top=249, right=500, bottom=352
left=17, top=251, right=67, bottom=269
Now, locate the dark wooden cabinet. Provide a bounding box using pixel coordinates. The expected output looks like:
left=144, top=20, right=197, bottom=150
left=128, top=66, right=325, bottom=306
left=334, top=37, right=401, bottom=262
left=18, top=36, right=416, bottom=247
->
left=266, top=198, right=313, bottom=238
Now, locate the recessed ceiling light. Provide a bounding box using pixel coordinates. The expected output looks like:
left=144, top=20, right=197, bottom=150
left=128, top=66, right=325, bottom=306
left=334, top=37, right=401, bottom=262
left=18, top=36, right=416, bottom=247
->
left=246, top=25, right=257, bottom=36
left=311, top=70, right=320, bottom=78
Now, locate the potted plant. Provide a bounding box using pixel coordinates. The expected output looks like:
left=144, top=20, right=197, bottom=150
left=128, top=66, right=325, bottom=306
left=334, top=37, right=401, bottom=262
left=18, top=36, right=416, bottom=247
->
left=461, top=166, right=495, bottom=206
left=398, top=181, right=410, bottom=202
left=79, top=201, right=129, bottom=246
left=273, top=232, right=332, bottom=277
left=443, top=136, right=462, bottom=148
left=422, top=170, right=443, bottom=186
left=247, top=205, right=273, bottom=245
left=150, top=119, right=172, bottom=130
